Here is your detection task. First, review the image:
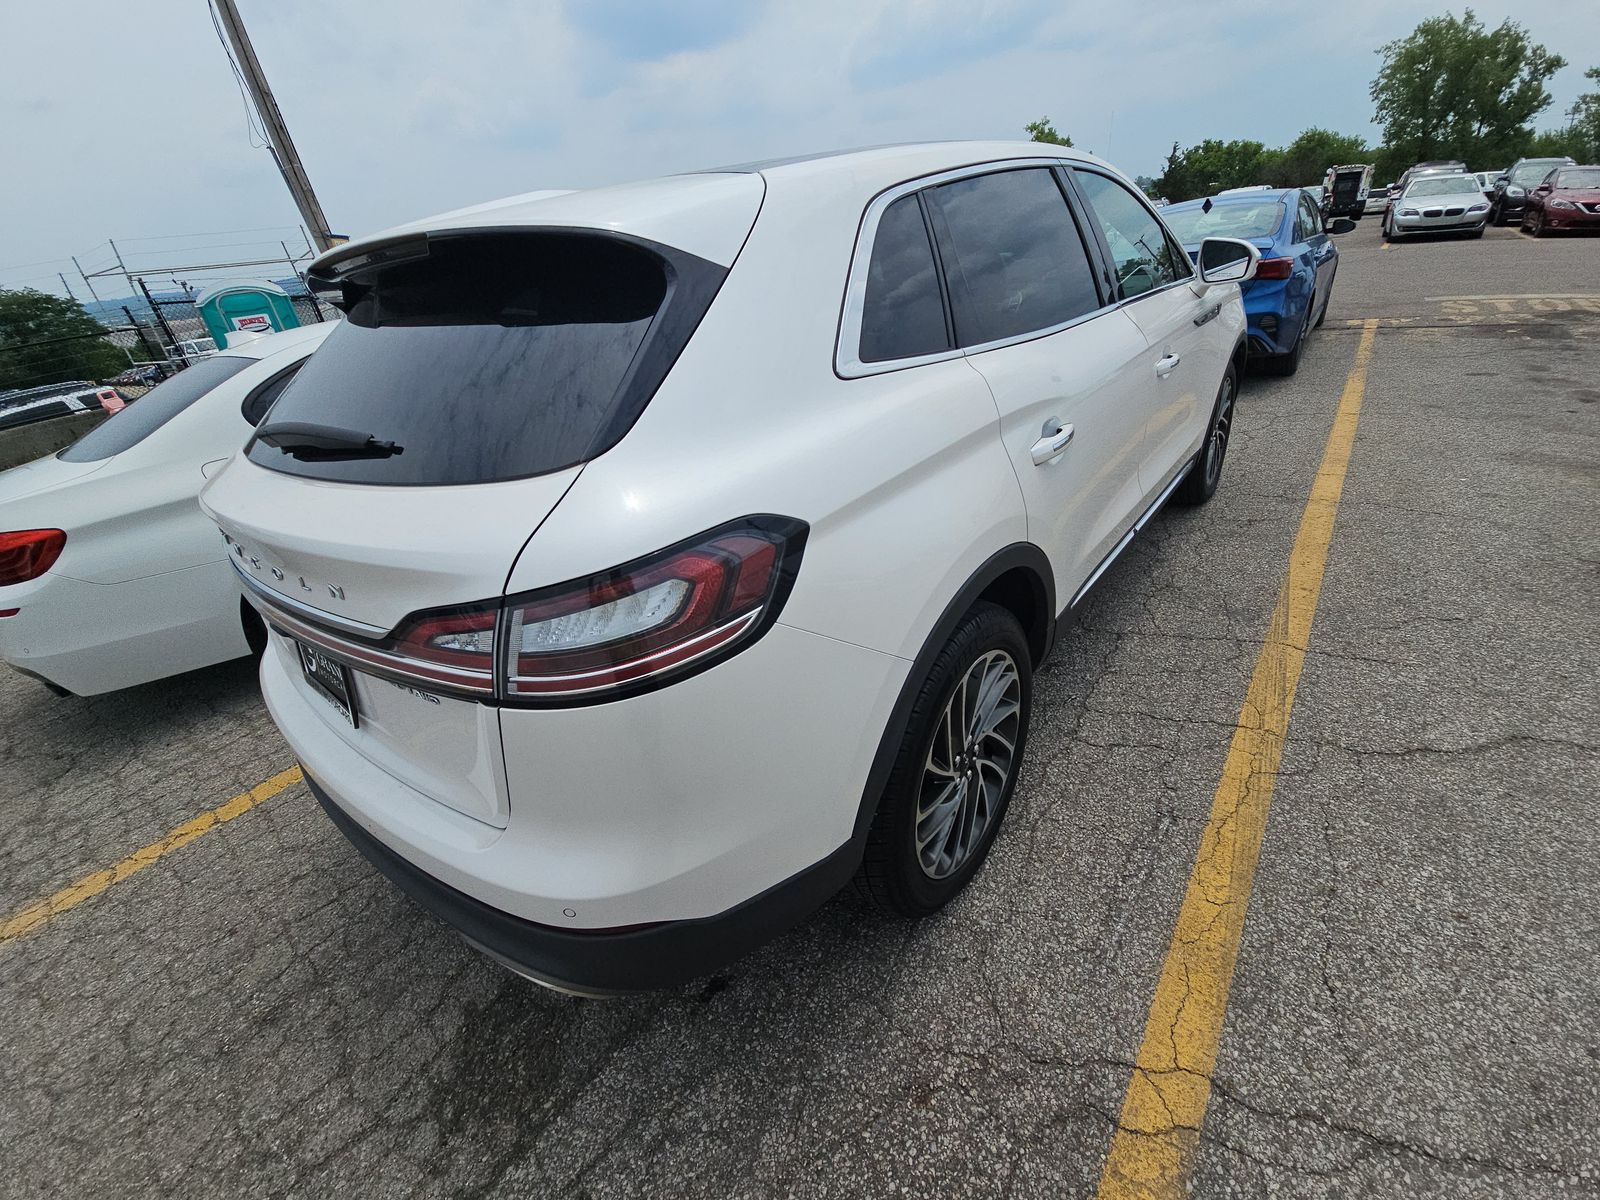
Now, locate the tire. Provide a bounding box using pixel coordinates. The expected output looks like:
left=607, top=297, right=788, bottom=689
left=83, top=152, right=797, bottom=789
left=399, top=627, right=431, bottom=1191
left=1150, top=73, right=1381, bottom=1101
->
left=1265, top=306, right=1309, bottom=376
left=1530, top=211, right=1545, bottom=238
left=857, top=601, right=1032, bottom=917
left=241, top=598, right=268, bottom=658
left=1172, top=360, right=1237, bottom=507
left=1313, top=267, right=1335, bottom=328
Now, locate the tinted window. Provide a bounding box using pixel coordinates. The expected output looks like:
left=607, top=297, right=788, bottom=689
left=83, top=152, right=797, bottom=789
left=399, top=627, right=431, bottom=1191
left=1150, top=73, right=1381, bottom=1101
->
left=924, top=169, right=1100, bottom=345
left=1073, top=170, right=1185, bottom=300
left=59, top=355, right=252, bottom=462
left=241, top=364, right=303, bottom=426
left=1297, top=196, right=1322, bottom=241
left=250, top=234, right=668, bottom=485
left=858, top=195, right=949, bottom=363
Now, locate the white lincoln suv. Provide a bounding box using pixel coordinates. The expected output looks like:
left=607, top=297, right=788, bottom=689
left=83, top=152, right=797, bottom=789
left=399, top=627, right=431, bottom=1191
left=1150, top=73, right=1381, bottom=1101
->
left=200, top=143, right=1257, bottom=995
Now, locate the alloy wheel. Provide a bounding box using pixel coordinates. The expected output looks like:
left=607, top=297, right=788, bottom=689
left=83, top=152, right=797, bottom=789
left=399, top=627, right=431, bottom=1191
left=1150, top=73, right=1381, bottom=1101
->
left=915, top=649, right=1022, bottom=879
left=1204, top=373, right=1235, bottom=487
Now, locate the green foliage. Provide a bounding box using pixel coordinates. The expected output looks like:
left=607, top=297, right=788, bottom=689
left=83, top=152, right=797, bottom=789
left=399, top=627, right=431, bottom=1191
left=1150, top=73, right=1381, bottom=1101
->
left=1024, top=117, right=1072, bottom=147
left=1154, top=139, right=1273, bottom=201
left=1270, top=128, right=1371, bottom=187
left=1560, top=66, right=1600, bottom=162
left=0, top=288, right=128, bottom=392
left=1370, top=9, right=1565, bottom=169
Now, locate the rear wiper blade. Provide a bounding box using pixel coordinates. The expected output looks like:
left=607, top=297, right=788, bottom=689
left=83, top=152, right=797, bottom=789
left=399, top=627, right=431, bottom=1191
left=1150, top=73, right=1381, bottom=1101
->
left=254, top=421, right=403, bottom=461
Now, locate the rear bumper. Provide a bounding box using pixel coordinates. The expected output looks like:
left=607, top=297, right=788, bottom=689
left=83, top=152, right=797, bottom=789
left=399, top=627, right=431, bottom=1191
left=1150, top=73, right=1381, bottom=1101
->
left=262, top=615, right=907, bottom=989
left=0, top=562, right=247, bottom=695
left=1240, top=279, right=1306, bottom=356
left=306, top=769, right=859, bottom=994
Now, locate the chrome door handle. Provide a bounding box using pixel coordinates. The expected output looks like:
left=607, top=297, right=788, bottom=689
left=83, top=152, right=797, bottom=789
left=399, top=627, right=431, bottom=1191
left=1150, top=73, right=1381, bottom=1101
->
left=1029, top=420, right=1074, bottom=465
left=1155, top=353, right=1181, bottom=377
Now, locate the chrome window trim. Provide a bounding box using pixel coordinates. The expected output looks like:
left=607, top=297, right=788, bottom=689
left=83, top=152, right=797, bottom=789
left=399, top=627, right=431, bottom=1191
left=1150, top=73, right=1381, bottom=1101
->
left=836, top=158, right=1197, bottom=379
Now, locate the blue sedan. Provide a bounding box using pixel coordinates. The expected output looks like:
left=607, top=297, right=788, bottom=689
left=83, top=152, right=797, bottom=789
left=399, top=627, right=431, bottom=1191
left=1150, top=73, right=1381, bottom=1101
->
left=1162, top=188, right=1338, bottom=375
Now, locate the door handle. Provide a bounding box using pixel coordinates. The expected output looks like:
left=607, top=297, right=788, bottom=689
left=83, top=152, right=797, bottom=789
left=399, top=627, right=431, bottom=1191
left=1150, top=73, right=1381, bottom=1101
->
left=1155, top=353, right=1181, bottom=377
left=1029, top=420, right=1074, bottom=465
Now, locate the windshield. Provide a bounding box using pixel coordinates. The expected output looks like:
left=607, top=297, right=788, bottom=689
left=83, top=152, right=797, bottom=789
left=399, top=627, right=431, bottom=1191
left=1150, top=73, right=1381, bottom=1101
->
left=1161, top=201, right=1285, bottom=244
left=1511, top=162, right=1563, bottom=184
left=59, top=355, right=252, bottom=462
left=1405, top=176, right=1479, bottom=198
left=247, top=232, right=712, bottom=486
left=1557, top=168, right=1600, bottom=189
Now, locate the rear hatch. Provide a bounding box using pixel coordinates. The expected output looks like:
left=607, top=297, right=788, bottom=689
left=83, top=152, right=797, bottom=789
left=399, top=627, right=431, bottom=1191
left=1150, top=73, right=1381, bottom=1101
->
left=200, top=208, right=754, bottom=827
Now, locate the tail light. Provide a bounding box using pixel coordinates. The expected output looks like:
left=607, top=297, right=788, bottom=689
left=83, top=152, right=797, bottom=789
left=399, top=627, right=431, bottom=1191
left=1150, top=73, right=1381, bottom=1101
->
left=0, top=529, right=67, bottom=586
left=267, top=517, right=808, bottom=706
left=1254, top=257, right=1293, bottom=280
left=502, top=517, right=805, bottom=702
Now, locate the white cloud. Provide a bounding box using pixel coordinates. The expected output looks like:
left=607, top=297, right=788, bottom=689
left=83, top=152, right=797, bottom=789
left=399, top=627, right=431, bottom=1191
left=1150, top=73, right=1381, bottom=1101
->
left=2, top=0, right=1595, bottom=297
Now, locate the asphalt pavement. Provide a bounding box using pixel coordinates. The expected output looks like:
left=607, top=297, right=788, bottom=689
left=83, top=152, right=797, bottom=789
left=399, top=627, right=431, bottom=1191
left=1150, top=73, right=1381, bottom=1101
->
left=1, top=219, right=1596, bottom=1199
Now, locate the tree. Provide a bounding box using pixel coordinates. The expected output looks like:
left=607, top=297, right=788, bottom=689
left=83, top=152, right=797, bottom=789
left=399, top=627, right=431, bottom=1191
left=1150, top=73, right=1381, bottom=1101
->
left=0, top=288, right=128, bottom=392
left=1024, top=117, right=1072, bottom=147
left=1371, top=10, right=1565, bottom=169
left=1564, top=67, right=1600, bottom=162
left=1267, top=128, right=1372, bottom=187
left=1154, top=139, right=1274, bottom=202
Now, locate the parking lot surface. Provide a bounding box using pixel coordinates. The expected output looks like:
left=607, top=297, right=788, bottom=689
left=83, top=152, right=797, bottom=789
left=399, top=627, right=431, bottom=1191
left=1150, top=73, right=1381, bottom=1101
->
left=3, top=222, right=1597, bottom=1199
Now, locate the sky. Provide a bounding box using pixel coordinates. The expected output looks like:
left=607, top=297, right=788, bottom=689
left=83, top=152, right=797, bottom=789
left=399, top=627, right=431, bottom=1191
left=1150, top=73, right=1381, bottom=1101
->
left=3, top=0, right=1596, bottom=301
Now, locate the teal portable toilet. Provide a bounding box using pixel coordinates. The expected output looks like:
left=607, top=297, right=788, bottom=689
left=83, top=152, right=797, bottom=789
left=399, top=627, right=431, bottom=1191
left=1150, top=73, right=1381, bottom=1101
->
left=194, top=281, right=301, bottom=348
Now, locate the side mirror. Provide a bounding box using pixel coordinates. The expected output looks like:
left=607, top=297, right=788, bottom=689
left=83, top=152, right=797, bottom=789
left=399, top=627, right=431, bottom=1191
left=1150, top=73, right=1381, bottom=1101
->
left=1329, top=217, right=1358, bottom=235
left=1198, top=237, right=1260, bottom=285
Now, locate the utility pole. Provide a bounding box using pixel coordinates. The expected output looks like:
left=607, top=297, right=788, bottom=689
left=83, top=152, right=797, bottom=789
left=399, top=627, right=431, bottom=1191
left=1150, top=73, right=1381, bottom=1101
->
left=71, top=256, right=101, bottom=303
left=211, top=0, right=337, bottom=251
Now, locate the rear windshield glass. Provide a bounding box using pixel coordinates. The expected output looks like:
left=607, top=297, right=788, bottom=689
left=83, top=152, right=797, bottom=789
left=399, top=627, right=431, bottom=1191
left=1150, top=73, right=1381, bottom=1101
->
left=1162, top=202, right=1285, bottom=244
left=59, top=355, right=252, bottom=462
left=248, top=234, right=669, bottom=485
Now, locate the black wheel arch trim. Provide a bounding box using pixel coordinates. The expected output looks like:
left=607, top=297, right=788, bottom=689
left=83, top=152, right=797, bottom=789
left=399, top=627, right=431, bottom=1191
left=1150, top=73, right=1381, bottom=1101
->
left=848, top=541, right=1054, bottom=846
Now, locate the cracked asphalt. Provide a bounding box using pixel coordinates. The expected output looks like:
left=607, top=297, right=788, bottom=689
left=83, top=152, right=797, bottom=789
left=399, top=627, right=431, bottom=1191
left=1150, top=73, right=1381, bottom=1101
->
left=2, top=221, right=1597, bottom=1198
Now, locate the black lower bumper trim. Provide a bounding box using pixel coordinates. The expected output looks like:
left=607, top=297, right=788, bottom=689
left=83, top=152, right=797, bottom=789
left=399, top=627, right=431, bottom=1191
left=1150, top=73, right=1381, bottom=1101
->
left=304, top=770, right=861, bottom=993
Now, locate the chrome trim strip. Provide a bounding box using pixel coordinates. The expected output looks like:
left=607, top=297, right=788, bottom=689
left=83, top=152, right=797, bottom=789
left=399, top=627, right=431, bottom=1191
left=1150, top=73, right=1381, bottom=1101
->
left=506, top=610, right=761, bottom=697
left=1069, top=457, right=1196, bottom=609
left=244, top=581, right=494, bottom=698
left=230, top=558, right=388, bottom=639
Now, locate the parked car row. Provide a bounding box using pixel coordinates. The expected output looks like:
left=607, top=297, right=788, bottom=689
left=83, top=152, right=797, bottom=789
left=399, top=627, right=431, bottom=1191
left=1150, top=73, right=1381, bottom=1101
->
left=3, top=143, right=1268, bottom=995
left=1366, top=156, right=1598, bottom=240
left=0, top=381, right=130, bottom=432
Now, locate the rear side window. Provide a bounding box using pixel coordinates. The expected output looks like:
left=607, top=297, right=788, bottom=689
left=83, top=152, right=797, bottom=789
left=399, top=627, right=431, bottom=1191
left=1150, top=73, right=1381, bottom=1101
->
left=241, top=364, right=303, bottom=426
left=858, top=196, right=949, bottom=363
left=249, top=233, right=716, bottom=486
left=1072, top=170, right=1186, bottom=300
left=59, top=355, right=252, bottom=462
left=925, top=168, right=1101, bottom=346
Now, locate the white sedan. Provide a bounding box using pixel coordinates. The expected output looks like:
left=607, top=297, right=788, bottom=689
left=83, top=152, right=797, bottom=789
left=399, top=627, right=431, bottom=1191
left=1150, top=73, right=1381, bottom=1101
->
left=0, top=322, right=332, bottom=695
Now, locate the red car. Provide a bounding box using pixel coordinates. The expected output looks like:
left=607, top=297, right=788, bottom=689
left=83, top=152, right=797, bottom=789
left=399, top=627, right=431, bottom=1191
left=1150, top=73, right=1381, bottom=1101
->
left=1520, top=165, right=1600, bottom=235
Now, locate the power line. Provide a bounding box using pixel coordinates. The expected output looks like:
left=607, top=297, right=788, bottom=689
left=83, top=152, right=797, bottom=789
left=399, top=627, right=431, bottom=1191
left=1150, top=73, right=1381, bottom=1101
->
left=117, top=224, right=307, bottom=243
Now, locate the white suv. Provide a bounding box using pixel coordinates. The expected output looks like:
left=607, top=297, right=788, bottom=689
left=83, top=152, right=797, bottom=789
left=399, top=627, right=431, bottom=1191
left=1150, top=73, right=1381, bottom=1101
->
left=201, top=143, right=1256, bottom=995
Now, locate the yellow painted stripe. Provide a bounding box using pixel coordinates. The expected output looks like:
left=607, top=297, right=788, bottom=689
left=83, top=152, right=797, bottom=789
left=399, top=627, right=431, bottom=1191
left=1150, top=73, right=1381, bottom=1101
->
left=1096, top=319, right=1380, bottom=1199
left=0, top=766, right=302, bottom=943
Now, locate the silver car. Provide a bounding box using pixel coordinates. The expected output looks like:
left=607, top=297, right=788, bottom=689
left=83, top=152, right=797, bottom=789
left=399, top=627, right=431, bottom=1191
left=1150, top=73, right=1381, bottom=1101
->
left=1382, top=174, right=1489, bottom=240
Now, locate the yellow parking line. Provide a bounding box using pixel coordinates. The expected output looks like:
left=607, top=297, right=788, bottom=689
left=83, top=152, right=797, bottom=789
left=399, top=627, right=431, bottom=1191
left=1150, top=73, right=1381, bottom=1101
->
left=0, top=766, right=302, bottom=944
left=1096, top=319, right=1380, bottom=1200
